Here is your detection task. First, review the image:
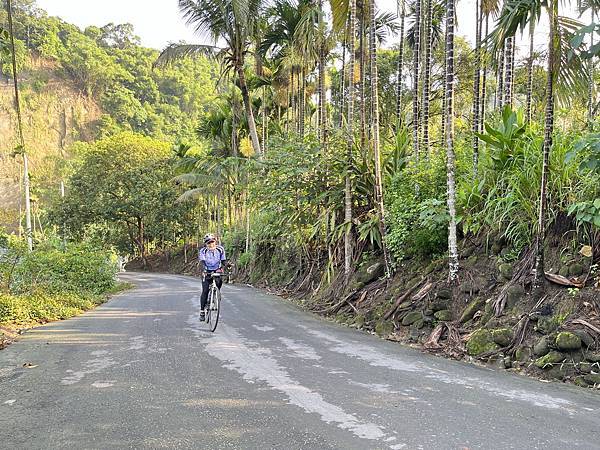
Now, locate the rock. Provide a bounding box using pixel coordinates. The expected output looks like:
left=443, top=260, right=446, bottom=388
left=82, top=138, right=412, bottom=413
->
left=585, top=352, right=600, bottom=363
left=354, top=315, right=365, bottom=328
left=546, top=365, right=569, bottom=380
left=466, top=329, right=500, bottom=356
left=491, top=328, right=513, bottom=347
left=558, top=266, right=569, bottom=277
left=495, top=356, right=511, bottom=370
left=491, top=243, right=502, bottom=255
left=505, top=285, right=525, bottom=309
left=424, top=309, right=435, bottom=317
left=579, top=362, right=592, bottom=374
left=429, top=298, right=450, bottom=312
left=571, top=329, right=595, bottom=348
left=536, top=316, right=558, bottom=335
left=402, top=311, right=423, bottom=326
left=568, top=263, right=584, bottom=277
left=574, top=376, right=589, bottom=388
left=483, top=317, right=503, bottom=330
left=398, top=300, right=413, bottom=310
left=436, top=288, right=453, bottom=300
left=460, top=283, right=480, bottom=295
left=534, top=351, right=565, bottom=369
left=413, top=319, right=425, bottom=330
left=498, top=263, right=513, bottom=280
left=583, top=374, right=600, bottom=385
left=375, top=321, right=394, bottom=337
left=460, top=298, right=485, bottom=324
left=500, top=247, right=511, bottom=258
left=515, top=346, right=532, bottom=362
left=555, top=332, right=582, bottom=351
left=567, top=351, right=584, bottom=364
left=356, top=262, right=385, bottom=284
left=434, top=310, right=453, bottom=321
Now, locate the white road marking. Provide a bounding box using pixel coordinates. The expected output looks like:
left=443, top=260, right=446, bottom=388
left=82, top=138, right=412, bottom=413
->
left=252, top=325, right=275, bottom=332
left=4, top=400, right=16, bottom=405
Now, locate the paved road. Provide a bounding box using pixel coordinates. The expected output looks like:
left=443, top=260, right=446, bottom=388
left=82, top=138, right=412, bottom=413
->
left=1, top=273, right=599, bottom=449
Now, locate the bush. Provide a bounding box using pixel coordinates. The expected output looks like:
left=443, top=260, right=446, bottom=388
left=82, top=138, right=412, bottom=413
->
left=10, top=243, right=118, bottom=295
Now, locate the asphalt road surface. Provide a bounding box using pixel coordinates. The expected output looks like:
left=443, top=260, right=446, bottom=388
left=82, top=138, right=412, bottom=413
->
left=1, top=272, right=599, bottom=449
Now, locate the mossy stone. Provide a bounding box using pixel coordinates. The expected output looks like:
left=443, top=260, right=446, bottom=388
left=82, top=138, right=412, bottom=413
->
left=536, top=316, right=559, bottom=334
left=505, top=285, right=525, bottom=309
left=413, top=319, right=425, bottom=330
left=460, top=298, right=485, bottom=324
left=585, top=352, right=600, bottom=363
left=574, top=376, right=589, bottom=388
left=572, top=330, right=595, bottom=348
left=584, top=374, right=600, bottom=385
left=434, top=310, right=453, bottom=321
left=491, top=328, right=513, bottom=347
left=533, top=337, right=551, bottom=356
left=498, top=263, right=513, bottom=280
left=515, top=346, right=532, bottom=362
left=534, top=351, right=565, bottom=369
left=375, top=321, right=394, bottom=337
left=558, top=266, right=570, bottom=277
left=466, top=329, right=500, bottom=356
left=430, top=298, right=451, bottom=312
left=436, top=288, right=453, bottom=300
left=355, top=314, right=366, bottom=328
left=579, top=362, right=592, bottom=374
left=398, top=300, right=412, bottom=310
left=402, top=311, right=423, bottom=326
left=356, top=262, right=385, bottom=284
left=546, top=365, right=569, bottom=380
left=555, top=332, right=582, bottom=351
left=568, top=264, right=584, bottom=277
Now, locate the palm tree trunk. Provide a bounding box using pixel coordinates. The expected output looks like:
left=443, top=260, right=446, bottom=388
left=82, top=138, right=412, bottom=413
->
left=345, top=0, right=357, bottom=279
left=480, top=14, right=488, bottom=132
left=526, top=20, right=535, bottom=124
left=262, top=86, right=267, bottom=155
left=318, top=0, right=326, bottom=145
left=421, top=0, right=433, bottom=154
left=495, top=45, right=505, bottom=110
left=441, top=15, right=448, bottom=141
left=471, top=0, right=482, bottom=174
left=503, top=36, right=514, bottom=108
left=534, top=0, right=558, bottom=288
left=369, top=0, right=391, bottom=275
left=444, top=0, right=459, bottom=282
left=237, top=64, right=262, bottom=158
left=6, top=0, right=32, bottom=251
left=359, top=13, right=367, bottom=150
left=412, top=0, right=422, bottom=158
left=340, top=35, right=347, bottom=128
left=396, top=5, right=406, bottom=126
left=300, top=67, right=306, bottom=137
left=588, top=6, right=596, bottom=130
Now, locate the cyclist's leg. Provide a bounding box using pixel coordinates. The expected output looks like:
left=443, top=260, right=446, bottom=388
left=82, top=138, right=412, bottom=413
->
left=200, top=275, right=211, bottom=310
left=215, top=276, right=223, bottom=291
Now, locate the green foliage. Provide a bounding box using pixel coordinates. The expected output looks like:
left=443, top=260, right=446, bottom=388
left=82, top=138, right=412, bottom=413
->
left=476, top=107, right=528, bottom=170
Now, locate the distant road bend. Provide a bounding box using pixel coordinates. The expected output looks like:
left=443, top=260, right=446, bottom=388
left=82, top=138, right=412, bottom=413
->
left=1, top=272, right=599, bottom=449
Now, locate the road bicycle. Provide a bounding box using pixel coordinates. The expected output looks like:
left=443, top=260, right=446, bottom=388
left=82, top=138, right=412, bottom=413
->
left=202, top=272, right=222, bottom=332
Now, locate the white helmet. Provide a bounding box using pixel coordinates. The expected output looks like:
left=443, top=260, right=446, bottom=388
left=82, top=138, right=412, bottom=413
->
left=203, top=233, right=216, bottom=244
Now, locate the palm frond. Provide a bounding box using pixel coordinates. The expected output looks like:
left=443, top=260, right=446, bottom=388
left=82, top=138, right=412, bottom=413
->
left=154, top=43, right=221, bottom=68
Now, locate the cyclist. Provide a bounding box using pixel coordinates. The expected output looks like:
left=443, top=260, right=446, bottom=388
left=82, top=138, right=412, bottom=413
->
left=198, top=233, right=227, bottom=321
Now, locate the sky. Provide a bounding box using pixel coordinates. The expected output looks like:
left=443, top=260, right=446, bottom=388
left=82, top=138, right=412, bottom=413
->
left=35, top=0, right=579, bottom=56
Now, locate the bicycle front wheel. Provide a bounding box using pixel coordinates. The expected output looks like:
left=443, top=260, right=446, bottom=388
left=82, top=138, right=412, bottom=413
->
left=209, top=287, right=221, bottom=332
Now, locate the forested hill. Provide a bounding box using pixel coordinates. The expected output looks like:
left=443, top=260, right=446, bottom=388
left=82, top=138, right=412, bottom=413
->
left=0, top=1, right=217, bottom=229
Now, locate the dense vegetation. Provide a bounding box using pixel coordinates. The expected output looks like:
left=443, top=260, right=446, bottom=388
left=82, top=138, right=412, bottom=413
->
left=1, top=0, right=599, bottom=354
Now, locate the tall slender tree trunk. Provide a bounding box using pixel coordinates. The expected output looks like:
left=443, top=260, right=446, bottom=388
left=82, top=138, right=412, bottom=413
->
left=441, top=16, right=448, bottom=141
left=369, top=0, right=391, bottom=275
left=6, top=0, right=32, bottom=252
left=359, top=13, right=367, bottom=150
left=588, top=6, right=596, bottom=130
left=340, top=36, right=347, bottom=127
left=495, top=45, right=505, bottom=110
left=396, top=3, right=406, bottom=125
left=534, top=0, right=558, bottom=288
left=525, top=20, right=535, bottom=124
left=300, top=67, right=306, bottom=137
left=480, top=15, right=488, bottom=132
left=237, top=64, right=262, bottom=158
left=262, top=86, right=267, bottom=155
left=345, top=0, right=357, bottom=279
left=503, top=36, right=514, bottom=108
left=412, top=0, right=422, bottom=157
left=444, top=0, right=459, bottom=282
left=421, top=0, right=433, bottom=154
left=318, top=0, right=327, bottom=144
left=471, top=0, right=482, bottom=174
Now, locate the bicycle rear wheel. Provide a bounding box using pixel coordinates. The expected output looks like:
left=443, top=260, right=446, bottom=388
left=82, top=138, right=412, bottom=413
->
left=209, top=287, right=221, bottom=332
